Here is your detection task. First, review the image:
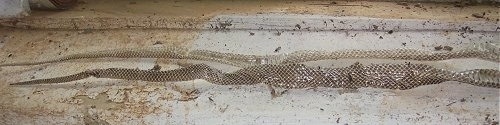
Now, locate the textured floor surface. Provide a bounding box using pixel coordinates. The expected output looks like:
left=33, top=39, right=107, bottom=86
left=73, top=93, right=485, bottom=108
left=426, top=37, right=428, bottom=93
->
left=0, top=0, right=499, bottom=124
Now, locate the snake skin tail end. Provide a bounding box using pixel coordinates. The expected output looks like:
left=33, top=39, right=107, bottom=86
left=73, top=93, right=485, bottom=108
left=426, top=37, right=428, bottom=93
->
left=10, top=71, right=94, bottom=85
left=10, top=81, right=36, bottom=86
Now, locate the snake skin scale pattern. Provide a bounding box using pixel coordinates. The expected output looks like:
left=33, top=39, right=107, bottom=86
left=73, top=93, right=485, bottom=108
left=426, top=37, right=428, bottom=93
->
left=0, top=44, right=498, bottom=67
left=11, top=63, right=500, bottom=90
left=4, top=44, right=499, bottom=89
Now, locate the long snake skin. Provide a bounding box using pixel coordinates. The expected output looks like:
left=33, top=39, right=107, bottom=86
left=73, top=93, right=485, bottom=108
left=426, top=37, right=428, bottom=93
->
left=0, top=47, right=188, bottom=67
left=11, top=63, right=500, bottom=89
left=1, top=43, right=499, bottom=67
left=5, top=43, right=499, bottom=89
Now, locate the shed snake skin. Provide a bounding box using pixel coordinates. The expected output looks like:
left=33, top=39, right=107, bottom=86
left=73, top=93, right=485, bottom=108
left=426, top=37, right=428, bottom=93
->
left=10, top=63, right=500, bottom=89
left=1, top=43, right=499, bottom=67
left=4, top=43, right=500, bottom=89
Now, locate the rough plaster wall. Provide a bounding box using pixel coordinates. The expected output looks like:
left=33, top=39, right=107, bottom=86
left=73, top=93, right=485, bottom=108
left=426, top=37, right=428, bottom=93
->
left=0, top=0, right=499, bottom=19
left=0, top=0, right=30, bottom=18
left=0, top=14, right=498, bottom=125
left=0, top=1, right=499, bottom=125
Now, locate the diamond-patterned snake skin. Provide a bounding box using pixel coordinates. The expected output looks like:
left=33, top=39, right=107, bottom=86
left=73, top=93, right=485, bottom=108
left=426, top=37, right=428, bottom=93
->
left=11, top=63, right=500, bottom=89
left=4, top=44, right=500, bottom=89
left=1, top=43, right=499, bottom=67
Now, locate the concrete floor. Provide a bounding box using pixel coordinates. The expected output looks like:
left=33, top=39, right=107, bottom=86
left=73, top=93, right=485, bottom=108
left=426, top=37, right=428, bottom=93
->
left=0, top=0, right=499, bottom=124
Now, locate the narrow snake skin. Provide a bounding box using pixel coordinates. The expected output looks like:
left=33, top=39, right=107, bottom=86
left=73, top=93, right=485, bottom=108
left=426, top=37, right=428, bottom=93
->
left=0, top=47, right=187, bottom=66
left=11, top=63, right=500, bottom=90
left=1, top=44, right=498, bottom=67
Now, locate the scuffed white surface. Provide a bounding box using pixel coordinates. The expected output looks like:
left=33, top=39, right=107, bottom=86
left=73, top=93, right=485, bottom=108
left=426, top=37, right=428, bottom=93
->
left=0, top=0, right=30, bottom=18
left=0, top=14, right=498, bottom=125
left=186, top=15, right=500, bottom=124
left=206, top=14, right=499, bottom=31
